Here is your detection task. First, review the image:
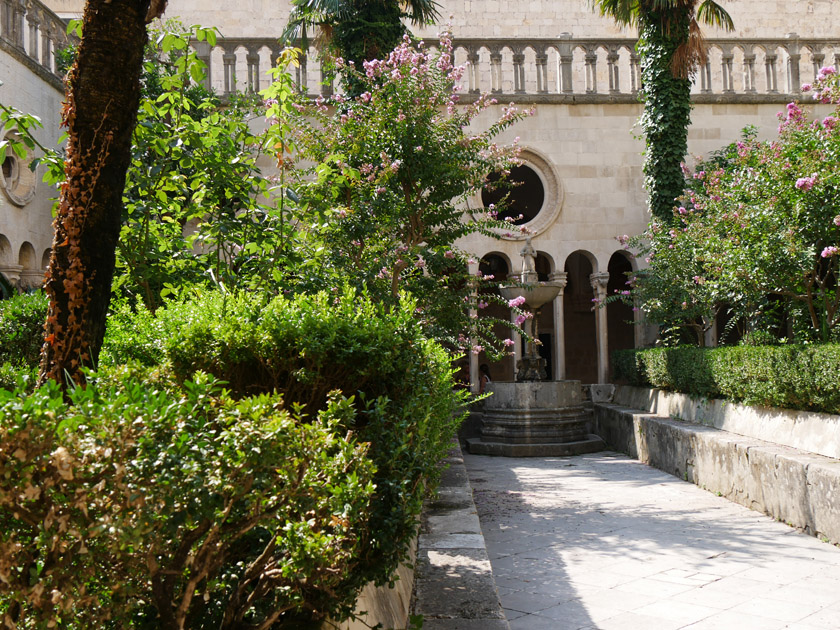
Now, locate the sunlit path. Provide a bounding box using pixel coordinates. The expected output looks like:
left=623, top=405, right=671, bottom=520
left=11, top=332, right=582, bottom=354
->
left=465, top=452, right=840, bottom=630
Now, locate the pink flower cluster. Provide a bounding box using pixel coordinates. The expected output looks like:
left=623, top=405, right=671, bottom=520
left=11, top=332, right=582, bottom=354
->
left=507, top=296, right=526, bottom=308
left=822, top=245, right=839, bottom=258
left=795, top=174, right=818, bottom=191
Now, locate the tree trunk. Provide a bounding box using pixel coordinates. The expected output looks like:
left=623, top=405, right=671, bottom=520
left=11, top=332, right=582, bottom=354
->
left=39, top=0, right=155, bottom=386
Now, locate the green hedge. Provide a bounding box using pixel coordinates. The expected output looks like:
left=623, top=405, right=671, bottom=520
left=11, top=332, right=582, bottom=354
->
left=0, top=292, right=47, bottom=390
left=613, top=345, right=840, bottom=414
left=102, top=289, right=464, bottom=619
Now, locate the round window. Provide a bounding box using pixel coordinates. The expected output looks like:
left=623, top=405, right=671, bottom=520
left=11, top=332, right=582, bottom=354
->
left=1, top=134, right=37, bottom=207
left=481, top=164, right=545, bottom=225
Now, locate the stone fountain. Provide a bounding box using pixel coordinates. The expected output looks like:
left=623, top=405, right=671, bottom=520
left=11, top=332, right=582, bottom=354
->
left=467, top=239, right=605, bottom=457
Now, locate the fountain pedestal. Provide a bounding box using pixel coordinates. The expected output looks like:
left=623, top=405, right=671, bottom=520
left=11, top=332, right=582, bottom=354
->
left=466, top=381, right=605, bottom=457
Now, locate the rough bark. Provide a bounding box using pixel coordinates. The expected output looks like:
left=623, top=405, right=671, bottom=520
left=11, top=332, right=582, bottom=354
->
left=39, top=0, right=161, bottom=386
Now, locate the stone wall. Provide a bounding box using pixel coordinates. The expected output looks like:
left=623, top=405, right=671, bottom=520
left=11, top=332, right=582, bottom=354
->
left=0, top=27, right=65, bottom=288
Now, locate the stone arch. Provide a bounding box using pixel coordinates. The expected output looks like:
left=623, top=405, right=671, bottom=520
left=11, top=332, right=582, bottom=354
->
left=607, top=251, right=636, bottom=378
left=563, top=250, right=597, bottom=384
left=479, top=251, right=511, bottom=282
left=41, top=248, right=51, bottom=270
left=0, top=234, right=12, bottom=265
left=18, top=241, right=37, bottom=269
left=477, top=251, right=515, bottom=382
left=535, top=250, right=556, bottom=279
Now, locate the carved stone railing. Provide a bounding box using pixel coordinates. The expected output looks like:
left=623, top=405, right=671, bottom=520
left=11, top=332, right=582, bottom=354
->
left=0, top=0, right=73, bottom=83
left=195, top=33, right=840, bottom=105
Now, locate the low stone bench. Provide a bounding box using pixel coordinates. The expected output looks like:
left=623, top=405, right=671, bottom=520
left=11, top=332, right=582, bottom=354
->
left=594, top=400, right=840, bottom=545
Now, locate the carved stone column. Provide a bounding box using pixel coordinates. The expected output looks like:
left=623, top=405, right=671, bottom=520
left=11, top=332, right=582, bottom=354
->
left=590, top=272, right=610, bottom=384
left=468, top=260, right=480, bottom=392
left=549, top=271, right=567, bottom=380
left=510, top=309, right=522, bottom=381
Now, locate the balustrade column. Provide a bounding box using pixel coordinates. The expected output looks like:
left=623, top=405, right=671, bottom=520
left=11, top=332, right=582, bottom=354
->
left=786, top=33, right=801, bottom=94
left=558, top=33, right=574, bottom=94
left=222, top=47, right=237, bottom=95
left=721, top=49, right=735, bottom=93
left=743, top=53, right=756, bottom=92
left=467, top=50, right=480, bottom=93
left=812, top=52, right=825, bottom=81
left=700, top=58, right=712, bottom=93
left=246, top=47, right=260, bottom=92
left=535, top=51, right=548, bottom=93
left=11, top=0, right=24, bottom=48
left=512, top=50, right=525, bottom=93
left=765, top=53, right=779, bottom=93
left=630, top=50, right=641, bottom=94
left=490, top=50, right=502, bottom=93
left=550, top=271, right=567, bottom=381
left=41, top=22, right=53, bottom=73
left=590, top=272, right=610, bottom=384
left=584, top=47, right=597, bottom=94
left=26, top=10, right=39, bottom=61
left=607, top=48, right=619, bottom=94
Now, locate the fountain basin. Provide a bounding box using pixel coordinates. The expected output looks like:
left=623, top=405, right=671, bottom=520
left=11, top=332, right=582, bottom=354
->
left=499, top=281, right=562, bottom=309
left=467, top=381, right=605, bottom=457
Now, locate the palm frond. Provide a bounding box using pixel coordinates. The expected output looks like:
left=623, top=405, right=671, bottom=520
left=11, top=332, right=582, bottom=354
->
left=591, top=0, right=640, bottom=27
left=696, top=0, right=734, bottom=31
left=671, top=16, right=706, bottom=78
left=401, top=0, right=441, bottom=25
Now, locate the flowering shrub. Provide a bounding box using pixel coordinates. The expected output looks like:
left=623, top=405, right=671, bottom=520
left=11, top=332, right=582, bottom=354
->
left=619, top=68, right=840, bottom=342
left=261, top=31, right=530, bottom=358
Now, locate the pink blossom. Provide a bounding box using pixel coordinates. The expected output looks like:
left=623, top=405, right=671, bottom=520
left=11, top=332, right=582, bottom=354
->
left=834, top=215, right=840, bottom=227
left=477, top=301, right=489, bottom=309
left=444, top=250, right=455, bottom=259
left=514, top=314, right=528, bottom=326
left=471, top=344, right=484, bottom=355
left=795, top=174, right=818, bottom=191
left=503, top=338, right=515, bottom=346
left=360, top=92, right=372, bottom=103
left=507, top=296, right=527, bottom=308
left=821, top=246, right=839, bottom=258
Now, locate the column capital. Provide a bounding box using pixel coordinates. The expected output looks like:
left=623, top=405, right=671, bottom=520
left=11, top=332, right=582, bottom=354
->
left=589, top=271, right=610, bottom=294
left=549, top=270, right=568, bottom=289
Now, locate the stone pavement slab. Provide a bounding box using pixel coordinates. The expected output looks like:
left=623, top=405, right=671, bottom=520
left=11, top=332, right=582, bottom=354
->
left=465, top=451, right=840, bottom=630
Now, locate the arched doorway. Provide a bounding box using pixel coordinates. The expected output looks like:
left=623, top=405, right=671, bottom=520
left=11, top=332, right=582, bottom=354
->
left=607, top=251, right=636, bottom=378
left=477, top=253, right=515, bottom=383
left=564, top=251, right=597, bottom=384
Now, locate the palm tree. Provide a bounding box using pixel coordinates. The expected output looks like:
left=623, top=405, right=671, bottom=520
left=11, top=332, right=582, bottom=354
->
left=593, top=0, right=734, bottom=222
left=283, top=0, right=440, bottom=66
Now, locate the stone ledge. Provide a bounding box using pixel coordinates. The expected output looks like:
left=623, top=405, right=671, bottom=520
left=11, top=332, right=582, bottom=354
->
left=612, top=385, right=840, bottom=459
left=412, top=442, right=510, bottom=630
left=593, top=402, right=840, bottom=545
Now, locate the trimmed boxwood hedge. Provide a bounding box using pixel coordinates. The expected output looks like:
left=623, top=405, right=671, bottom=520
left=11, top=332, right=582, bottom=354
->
left=612, top=345, right=840, bottom=415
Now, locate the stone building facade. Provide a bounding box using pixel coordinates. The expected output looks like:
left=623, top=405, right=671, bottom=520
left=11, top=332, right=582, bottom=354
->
left=2, top=0, right=838, bottom=384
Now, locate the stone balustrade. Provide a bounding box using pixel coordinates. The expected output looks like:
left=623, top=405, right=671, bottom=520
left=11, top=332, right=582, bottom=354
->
left=0, top=0, right=72, bottom=80
left=193, top=33, right=839, bottom=103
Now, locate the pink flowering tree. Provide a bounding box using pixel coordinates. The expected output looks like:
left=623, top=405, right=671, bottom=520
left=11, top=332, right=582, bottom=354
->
left=620, top=67, right=840, bottom=343
left=262, top=31, right=530, bottom=358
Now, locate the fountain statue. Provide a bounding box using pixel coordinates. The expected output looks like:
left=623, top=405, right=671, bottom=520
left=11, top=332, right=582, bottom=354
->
left=467, top=238, right=605, bottom=457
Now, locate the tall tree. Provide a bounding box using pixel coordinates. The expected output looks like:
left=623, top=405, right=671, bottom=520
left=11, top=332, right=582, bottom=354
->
left=592, top=0, right=733, bottom=222
left=39, top=0, right=167, bottom=386
left=283, top=0, right=440, bottom=65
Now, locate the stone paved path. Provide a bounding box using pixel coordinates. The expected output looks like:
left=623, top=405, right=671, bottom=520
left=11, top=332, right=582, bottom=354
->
left=465, top=451, right=840, bottom=630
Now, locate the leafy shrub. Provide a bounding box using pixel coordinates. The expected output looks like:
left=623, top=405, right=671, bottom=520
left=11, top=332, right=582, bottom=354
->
left=0, top=291, right=47, bottom=368
left=612, top=344, right=840, bottom=414
left=102, top=288, right=465, bottom=606
left=0, top=370, right=376, bottom=628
